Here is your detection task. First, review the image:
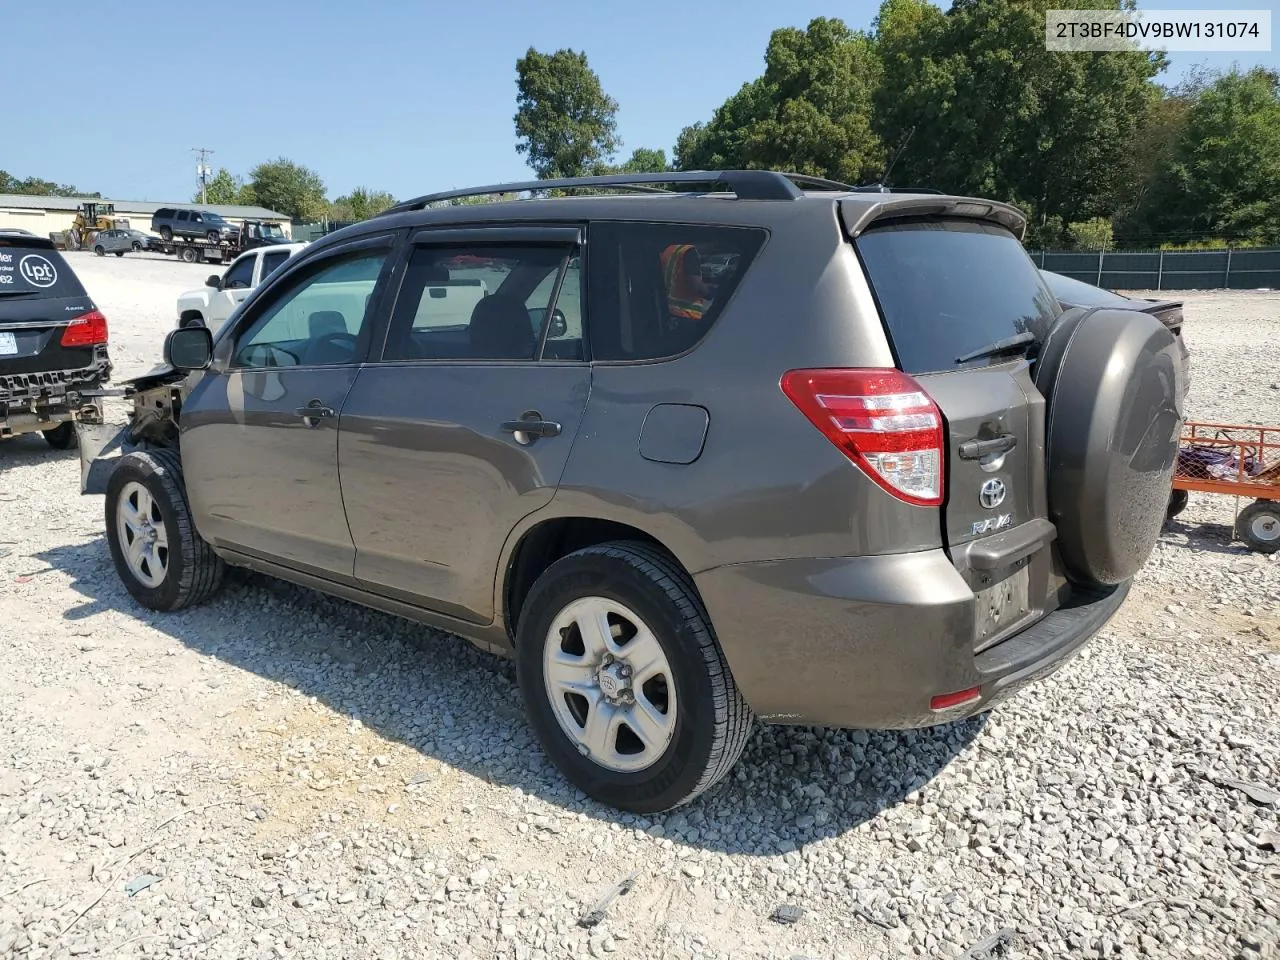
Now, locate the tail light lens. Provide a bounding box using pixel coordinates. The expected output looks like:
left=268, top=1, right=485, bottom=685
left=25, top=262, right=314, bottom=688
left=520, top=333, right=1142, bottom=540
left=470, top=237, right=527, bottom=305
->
left=60, top=310, right=109, bottom=347
left=780, top=368, right=944, bottom=506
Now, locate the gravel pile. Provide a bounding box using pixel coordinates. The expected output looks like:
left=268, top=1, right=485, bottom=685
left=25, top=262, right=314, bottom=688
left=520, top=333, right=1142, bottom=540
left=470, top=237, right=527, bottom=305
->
left=0, top=259, right=1277, bottom=959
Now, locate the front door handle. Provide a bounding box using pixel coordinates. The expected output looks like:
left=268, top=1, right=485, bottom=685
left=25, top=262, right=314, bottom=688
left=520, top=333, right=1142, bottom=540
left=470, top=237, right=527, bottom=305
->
left=501, top=417, right=562, bottom=444
left=959, top=433, right=1017, bottom=460
left=295, top=402, right=335, bottom=427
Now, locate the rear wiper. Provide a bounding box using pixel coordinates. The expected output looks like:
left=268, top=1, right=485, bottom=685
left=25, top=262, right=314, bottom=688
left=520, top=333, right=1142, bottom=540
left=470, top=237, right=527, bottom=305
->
left=956, top=331, right=1036, bottom=364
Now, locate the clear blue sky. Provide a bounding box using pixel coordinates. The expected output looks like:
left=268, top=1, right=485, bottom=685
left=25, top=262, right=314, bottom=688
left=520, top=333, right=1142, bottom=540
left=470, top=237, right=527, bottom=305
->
left=5, top=0, right=1277, bottom=205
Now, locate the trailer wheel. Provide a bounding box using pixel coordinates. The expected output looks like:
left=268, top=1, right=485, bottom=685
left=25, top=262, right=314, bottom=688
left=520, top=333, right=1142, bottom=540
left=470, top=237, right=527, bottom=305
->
left=180, top=246, right=199, bottom=264
left=1238, top=500, right=1280, bottom=554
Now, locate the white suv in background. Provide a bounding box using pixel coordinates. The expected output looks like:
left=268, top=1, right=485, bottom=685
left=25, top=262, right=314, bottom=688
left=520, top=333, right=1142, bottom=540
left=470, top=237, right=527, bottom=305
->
left=176, top=242, right=308, bottom=330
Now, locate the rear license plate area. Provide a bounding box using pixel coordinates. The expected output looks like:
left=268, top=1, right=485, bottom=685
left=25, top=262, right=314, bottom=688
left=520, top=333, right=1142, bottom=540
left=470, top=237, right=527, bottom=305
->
left=0, top=333, right=16, bottom=356
left=973, top=561, right=1032, bottom=650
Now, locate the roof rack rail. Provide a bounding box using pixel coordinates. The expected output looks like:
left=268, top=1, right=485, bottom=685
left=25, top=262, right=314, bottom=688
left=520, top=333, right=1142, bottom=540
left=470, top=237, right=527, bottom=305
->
left=378, top=170, right=862, bottom=216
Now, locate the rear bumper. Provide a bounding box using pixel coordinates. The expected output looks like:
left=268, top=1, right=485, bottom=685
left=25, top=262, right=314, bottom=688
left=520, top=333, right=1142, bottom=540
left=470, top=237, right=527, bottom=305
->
left=695, top=551, right=1128, bottom=729
left=0, top=378, right=105, bottom=439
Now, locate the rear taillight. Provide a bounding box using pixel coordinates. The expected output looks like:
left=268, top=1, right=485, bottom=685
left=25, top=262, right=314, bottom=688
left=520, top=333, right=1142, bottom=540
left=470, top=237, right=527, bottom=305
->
left=780, top=368, right=944, bottom=506
left=60, top=310, right=108, bottom=347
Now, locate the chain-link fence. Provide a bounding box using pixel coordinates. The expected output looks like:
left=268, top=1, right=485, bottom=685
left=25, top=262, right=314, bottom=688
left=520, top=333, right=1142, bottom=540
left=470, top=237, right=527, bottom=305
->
left=1032, top=248, right=1280, bottom=291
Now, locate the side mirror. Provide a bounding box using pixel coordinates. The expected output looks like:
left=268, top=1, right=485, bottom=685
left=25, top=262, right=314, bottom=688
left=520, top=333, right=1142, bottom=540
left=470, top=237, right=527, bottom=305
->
left=205, top=274, right=220, bottom=288
left=549, top=309, right=568, bottom=338
left=164, top=326, right=213, bottom=371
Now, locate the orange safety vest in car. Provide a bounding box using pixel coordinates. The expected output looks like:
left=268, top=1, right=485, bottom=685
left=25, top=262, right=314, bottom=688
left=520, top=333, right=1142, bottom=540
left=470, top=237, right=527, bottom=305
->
left=660, top=244, right=712, bottom=321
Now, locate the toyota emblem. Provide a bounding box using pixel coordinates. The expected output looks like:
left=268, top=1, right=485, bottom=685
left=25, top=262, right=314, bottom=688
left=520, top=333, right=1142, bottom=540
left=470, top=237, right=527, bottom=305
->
left=979, top=478, right=1006, bottom=509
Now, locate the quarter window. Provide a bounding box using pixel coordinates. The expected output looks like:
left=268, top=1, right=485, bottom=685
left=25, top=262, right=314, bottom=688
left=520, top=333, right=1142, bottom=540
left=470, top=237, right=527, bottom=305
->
left=586, top=222, right=765, bottom=362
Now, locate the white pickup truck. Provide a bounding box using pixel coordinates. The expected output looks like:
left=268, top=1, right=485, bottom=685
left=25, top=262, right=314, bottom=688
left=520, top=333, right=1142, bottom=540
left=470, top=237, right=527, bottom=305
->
left=176, top=242, right=308, bottom=330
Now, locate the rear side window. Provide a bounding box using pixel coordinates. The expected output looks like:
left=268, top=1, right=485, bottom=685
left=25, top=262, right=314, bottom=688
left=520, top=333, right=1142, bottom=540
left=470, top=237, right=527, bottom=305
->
left=587, top=222, right=765, bottom=362
left=856, top=220, right=1059, bottom=374
left=0, top=241, right=87, bottom=299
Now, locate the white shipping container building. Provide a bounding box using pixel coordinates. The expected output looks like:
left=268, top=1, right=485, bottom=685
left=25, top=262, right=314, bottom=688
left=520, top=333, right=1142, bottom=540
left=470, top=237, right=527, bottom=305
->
left=0, top=194, right=292, bottom=240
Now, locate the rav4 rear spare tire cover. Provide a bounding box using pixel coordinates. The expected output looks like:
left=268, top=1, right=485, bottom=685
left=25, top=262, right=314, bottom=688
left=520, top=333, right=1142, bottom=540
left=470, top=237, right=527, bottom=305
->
left=1034, top=307, right=1184, bottom=587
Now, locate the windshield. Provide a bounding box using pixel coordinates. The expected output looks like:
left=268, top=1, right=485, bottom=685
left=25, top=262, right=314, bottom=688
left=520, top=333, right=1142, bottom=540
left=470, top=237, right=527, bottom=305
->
left=260, top=224, right=285, bottom=238
left=856, top=219, right=1060, bottom=373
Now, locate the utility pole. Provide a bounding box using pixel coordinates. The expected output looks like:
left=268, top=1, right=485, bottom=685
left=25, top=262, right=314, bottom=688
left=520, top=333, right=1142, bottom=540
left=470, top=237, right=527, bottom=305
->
left=192, top=147, right=214, bottom=204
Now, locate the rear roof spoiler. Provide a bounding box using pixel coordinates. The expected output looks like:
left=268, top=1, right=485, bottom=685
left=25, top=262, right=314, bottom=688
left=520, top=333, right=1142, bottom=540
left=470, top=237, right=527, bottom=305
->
left=840, top=196, right=1027, bottom=242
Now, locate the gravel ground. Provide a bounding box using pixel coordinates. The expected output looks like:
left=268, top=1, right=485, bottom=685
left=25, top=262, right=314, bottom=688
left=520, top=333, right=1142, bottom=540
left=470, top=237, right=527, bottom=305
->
left=1, top=255, right=1278, bottom=960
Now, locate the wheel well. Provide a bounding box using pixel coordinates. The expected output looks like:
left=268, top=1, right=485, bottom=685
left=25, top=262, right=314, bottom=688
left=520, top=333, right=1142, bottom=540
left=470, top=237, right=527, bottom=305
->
left=504, top=518, right=670, bottom=641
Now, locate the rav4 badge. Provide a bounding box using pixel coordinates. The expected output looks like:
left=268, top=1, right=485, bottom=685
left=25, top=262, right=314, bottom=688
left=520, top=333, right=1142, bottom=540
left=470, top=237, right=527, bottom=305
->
left=972, top=514, right=1013, bottom=536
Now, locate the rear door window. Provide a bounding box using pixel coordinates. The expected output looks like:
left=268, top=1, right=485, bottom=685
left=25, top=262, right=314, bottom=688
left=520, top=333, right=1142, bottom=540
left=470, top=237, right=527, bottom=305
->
left=855, top=220, right=1059, bottom=374
left=0, top=240, right=88, bottom=302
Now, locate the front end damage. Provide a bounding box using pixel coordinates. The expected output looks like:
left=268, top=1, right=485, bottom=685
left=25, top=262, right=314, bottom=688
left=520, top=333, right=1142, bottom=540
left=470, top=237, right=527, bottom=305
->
left=76, top=364, right=186, bottom=495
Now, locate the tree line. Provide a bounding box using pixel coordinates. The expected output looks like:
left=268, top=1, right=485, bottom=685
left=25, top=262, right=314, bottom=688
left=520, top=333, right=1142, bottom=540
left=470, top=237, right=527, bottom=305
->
left=196, top=160, right=396, bottom=223
left=511, top=0, right=1280, bottom=250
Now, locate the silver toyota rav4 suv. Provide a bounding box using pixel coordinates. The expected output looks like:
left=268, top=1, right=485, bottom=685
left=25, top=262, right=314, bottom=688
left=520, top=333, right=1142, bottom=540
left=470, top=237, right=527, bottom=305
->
left=79, top=171, right=1184, bottom=813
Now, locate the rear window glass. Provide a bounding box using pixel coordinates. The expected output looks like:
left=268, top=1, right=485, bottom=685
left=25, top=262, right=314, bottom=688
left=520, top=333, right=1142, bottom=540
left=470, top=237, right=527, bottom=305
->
left=0, top=241, right=87, bottom=299
left=1039, top=269, right=1132, bottom=308
left=856, top=220, right=1059, bottom=374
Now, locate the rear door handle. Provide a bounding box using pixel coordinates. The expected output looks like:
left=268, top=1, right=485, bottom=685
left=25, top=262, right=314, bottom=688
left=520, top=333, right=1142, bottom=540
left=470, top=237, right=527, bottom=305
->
left=295, top=402, right=335, bottom=425
left=501, top=418, right=562, bottom=442
left=959, top=433, right=1017, bottom=459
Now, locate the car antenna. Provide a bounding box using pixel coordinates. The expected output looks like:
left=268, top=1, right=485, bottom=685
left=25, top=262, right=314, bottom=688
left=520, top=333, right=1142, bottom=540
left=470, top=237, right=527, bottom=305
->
left=859, top=126, right=916, bottom=193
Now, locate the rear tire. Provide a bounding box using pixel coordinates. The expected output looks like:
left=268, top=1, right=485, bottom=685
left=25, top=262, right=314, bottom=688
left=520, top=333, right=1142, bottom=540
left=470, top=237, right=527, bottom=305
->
left=94, top=245, right=105, bottom=256
left=1238, top=500, right=1280, bottom=554
left=105, top=448, right=225, bottom=611
left=42, top=422, right=76, bottom=449
left=515, top=540, right=754, bottom=813
left=180, top=246, right=199, bottom=263
left=159, top=226, right=173, bottom=241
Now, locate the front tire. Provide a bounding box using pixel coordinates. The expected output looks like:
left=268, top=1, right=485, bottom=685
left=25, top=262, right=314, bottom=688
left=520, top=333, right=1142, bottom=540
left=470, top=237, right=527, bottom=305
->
left=1238, top=499, right=1280, bottom=554
left=94, top=245, right=105, bottom=256
left=515, top=541, right=754, bottom=813
left=105, top=449, right=225, bottom=611
left=42, top=422, right=76, bottom=449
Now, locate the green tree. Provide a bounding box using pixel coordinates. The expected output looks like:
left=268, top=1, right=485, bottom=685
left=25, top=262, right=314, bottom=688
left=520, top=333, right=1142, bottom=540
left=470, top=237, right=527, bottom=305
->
left=514, top=47, right=620, bottom=179
left=673, top=17, right=884, bottom=183
left=1134, top=67, right=1280, bottom=245
left=198, top=168, right=251, bottom=205
left=874, top=0, right=1164, bottom=227
left=247, top=158, right=327, bottom=220
left=1068, top=217, right=1113, bottom=251
left=330, top=187, right=397, bottom=221
left=0, top=170, right=96, bottom=198
left=593, top=147, right=670, bottom=176
left=616, top=147, right=669, bottom=173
